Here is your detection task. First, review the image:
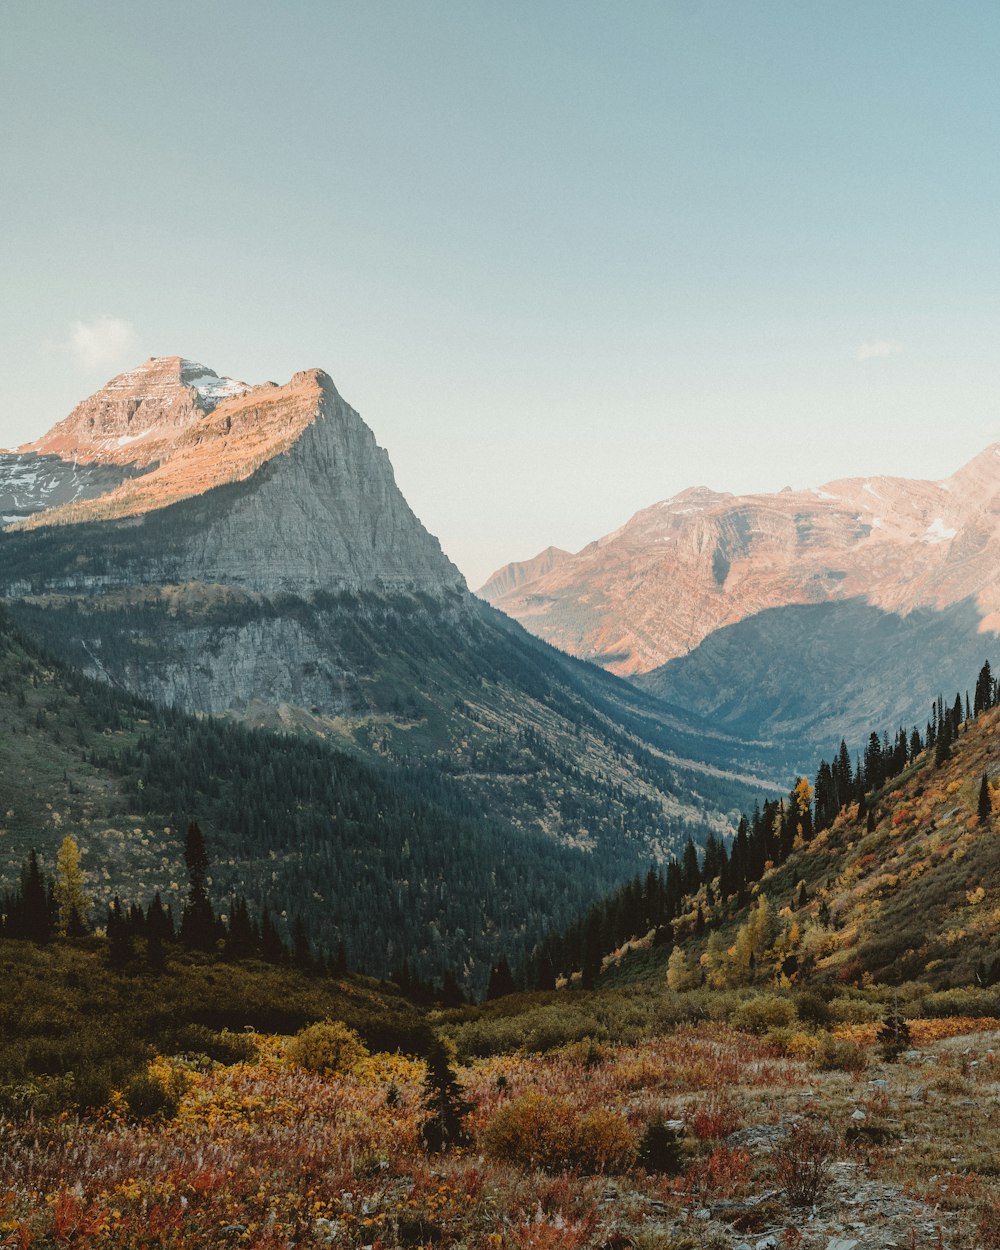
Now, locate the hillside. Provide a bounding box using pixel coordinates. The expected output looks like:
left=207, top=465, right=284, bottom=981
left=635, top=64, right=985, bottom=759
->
left=0, top=609, right=706, bottom=986
left=562, top=674, right=1000, bottom=996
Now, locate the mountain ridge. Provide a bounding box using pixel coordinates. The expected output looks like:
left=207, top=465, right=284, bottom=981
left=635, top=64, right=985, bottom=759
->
left=480, top=448, right=1000, bottom=676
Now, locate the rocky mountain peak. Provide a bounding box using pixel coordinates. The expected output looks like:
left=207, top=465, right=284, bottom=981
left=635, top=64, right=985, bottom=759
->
left=22, top=356, right=251, bottom=466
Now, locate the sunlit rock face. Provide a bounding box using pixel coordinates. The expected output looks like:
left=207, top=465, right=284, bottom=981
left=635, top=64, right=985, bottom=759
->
left=480, top=452, right=1000, bottom=677
left=4, top=360, right=465, bottom=597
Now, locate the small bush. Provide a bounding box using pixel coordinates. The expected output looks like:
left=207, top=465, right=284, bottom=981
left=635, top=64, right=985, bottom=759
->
left=812, top=1032, right=867, bottom=1074
left=481, top=1092, right=634, bottom=1173
left=731, top=994, right=797, bottom=1034
left=828, top=994, right=883, bottom=1025
left=922, top=987, right=1000, bottom=1019
left=122, top=1069, right=187, bottom=1122
left=574, top=1108, right=636, bottom=1172
left=287, top=1020, right=368, bottom=1075
left=773, top=1120, right=837, bottom=1207
left=793, top=990, right=832, bottom=1028
left=557, top=1038, right=611, bottom=1068
left=166, top=1024, right=258, bottom=1066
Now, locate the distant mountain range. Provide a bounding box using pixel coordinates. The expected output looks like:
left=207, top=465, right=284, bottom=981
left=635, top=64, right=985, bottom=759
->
left=480, top=452, right=1000, bottom=755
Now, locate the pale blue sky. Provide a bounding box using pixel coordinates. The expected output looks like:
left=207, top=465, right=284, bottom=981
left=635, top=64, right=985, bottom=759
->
left=3, top=2, right=1000, bottom=584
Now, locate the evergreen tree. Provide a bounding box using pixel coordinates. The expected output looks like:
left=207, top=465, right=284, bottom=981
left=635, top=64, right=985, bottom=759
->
left=225, top=896, right=258, bottom=960
left=259, top=908, right=286, bottom=964
left=681, top=837, right=701, bottom=895
left=180, top=821, right=216, bottom=951
left=11, top=850, right=54, bottom=943
left=979, top=773, right=993, bottom=826
left=418, top=1040, right=473, bottom=1152
left=291, top=915, right=312, bottom=971
left=877, top=999, right=912, bottom=1062
left=934, top=710, right=953, bottom=767
left=106, top=896, right=133, bottom=970
left=975, top=661, right=994, bottom=716
left=485, top=956, right=516, bottom=1000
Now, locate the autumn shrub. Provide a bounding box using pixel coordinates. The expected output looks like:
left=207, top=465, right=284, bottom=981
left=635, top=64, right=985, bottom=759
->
left=481, top=1092, right=634, bottom=1172
left=451, top=1004, right=607, bottom=1059
left=574, top=1108, right=636, bottom=1172
left=827, top=994, right=883, bottom=1025
left=921, top=987, right=1000, bottom=1018
left=557, top=1038, right=611, bottom=1067
left=731, top=994, right=797, bottom=1035
left=287, top=1020, right=369, bottom=1075
left=690, top=1093, right=742, bottom=1140
left=792, top=989, right=832, bottom=1028
left=122, top=1068, right=188, bottom=1122
left=773, top=1120, right=837, bottom=1207
left=812, top=1031, right=867, bottom=1074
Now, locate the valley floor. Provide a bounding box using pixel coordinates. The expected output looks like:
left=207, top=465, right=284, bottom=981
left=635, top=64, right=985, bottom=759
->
left=2, top=1019, right=999, bottom=1249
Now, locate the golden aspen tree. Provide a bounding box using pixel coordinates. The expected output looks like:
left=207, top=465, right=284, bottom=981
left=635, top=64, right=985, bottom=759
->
left=54, top=835, right=91, bottom=935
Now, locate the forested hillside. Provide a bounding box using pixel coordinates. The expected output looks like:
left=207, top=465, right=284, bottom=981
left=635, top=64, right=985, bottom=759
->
left=533, top=662, right=1000, bottom=993
left=0, top=609, right=693, bottom=987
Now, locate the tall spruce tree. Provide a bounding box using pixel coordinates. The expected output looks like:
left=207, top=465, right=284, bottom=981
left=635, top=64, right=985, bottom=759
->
left=180, top=821, right=216, bottom=951
left=418, top=1040, right=473, bottom=1152
left=979, top=773, right=993, bottom=826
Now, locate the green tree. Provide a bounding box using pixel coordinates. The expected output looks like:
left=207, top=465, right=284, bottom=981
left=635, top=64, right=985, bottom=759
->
left=979, top=773, right=993, bottom=826
left=180, top=822, right=216, bottom=951
left=419, top=1040, right=473, bottom=1152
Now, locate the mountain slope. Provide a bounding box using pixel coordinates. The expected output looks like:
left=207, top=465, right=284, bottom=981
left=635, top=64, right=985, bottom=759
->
left=479, top=458, right=1000, bottom=675
left=0, top=359, right=776, bottom=877
left=564, top=681, right=1000, bottom=994
left=0, top=608, right=690, bottom=985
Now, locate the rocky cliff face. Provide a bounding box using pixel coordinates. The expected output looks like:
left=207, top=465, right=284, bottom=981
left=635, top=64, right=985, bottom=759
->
left=0, top=358, right=761, bottom=862
left=480, top=454, right=1000, bottom=678
left=6, top=361, right=465, bottom=597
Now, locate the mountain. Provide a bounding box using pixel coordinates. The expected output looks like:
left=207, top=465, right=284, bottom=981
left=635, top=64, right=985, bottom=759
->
left=0, top=358, right=778, bottom=902
left=480, top=455, right=1000, bottom=757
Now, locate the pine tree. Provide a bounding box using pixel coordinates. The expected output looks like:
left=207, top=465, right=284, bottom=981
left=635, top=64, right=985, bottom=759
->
left=180, top=822, right=216, bottom=951
left=106, top=896, right=133, bottom=970
left=12, top=850, right=54, bottom=943
left=975, top=661, right=994, bottom=716
left=934, top=711, right=953, bottom=767
left=486, top=956, right=516, bottom=1000
left=979, top=773, right=993, bottom=826
left=877, top=998, right=911, bottom=1062
left=418, top=1040, right=473, bottom=1152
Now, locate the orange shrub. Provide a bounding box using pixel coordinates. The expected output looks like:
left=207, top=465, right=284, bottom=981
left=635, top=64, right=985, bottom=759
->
left=481, top=1092, right=634, bottom=1173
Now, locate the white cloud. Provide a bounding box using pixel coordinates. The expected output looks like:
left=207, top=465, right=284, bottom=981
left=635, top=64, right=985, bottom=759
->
left=857, top=339, right=903, bottom=362
left=68, top=315, right=140, bottom=372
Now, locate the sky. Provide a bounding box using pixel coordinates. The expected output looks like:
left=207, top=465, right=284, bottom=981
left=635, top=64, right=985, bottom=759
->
left=3, top=2, right=1000, bottom=586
